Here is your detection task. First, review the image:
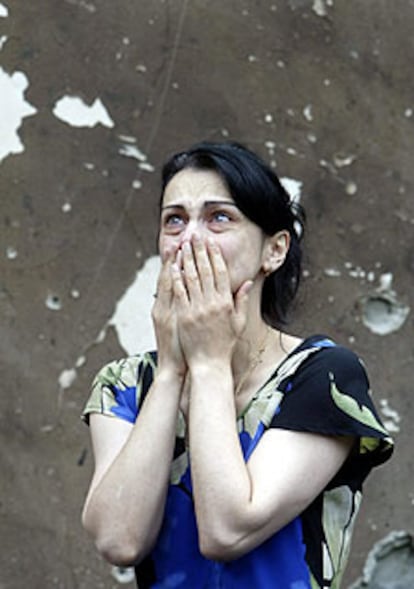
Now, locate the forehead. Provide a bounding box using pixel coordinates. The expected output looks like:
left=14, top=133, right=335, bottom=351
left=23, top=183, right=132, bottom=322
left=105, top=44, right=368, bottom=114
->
left=162, top=168, right=234, bottom=207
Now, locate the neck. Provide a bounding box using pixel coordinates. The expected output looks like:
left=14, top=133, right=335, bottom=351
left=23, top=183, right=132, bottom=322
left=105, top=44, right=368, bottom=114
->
left=231, top=293, right=274, bottom=394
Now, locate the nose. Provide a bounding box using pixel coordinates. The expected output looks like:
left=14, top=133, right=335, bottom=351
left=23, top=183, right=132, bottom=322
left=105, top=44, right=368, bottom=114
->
left=179, top=219, right=203, bottom=246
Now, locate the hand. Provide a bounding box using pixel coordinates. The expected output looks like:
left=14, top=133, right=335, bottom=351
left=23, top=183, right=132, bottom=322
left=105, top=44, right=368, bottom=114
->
left=171, top=235, right=253, bottom=369
left=152, top=250, right=187, bottom=377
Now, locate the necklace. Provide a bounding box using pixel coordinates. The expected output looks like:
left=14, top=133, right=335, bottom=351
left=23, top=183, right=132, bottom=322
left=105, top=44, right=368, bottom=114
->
left=234, top=327, right=271, bottom=397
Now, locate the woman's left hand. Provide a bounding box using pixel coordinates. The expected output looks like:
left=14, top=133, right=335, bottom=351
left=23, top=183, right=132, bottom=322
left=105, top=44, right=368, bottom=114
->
left=170, top=234, right=252, bottom=369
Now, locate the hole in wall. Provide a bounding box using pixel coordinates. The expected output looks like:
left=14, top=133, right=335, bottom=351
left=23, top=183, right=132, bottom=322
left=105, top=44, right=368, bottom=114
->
left=349, top=530, right=414, bottom=589
left=45, top=293, right=62, bottom=311
left=359, top=294, right=410, bottom=335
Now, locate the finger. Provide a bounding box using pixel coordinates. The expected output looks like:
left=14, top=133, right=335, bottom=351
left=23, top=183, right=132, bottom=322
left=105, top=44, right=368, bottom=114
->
left=170, top=260, right=189, bottom=305
left=155, top=250, right=173, bottom=305
left=181, top=240, right=202, bottom=301
left=192, top=234, right=215, bottom=296
left=207, top=238, right=231, bottom=296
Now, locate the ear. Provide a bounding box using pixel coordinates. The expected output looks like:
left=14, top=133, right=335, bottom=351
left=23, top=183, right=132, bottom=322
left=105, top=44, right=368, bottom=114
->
left=261, top=230, right=290, bottom=276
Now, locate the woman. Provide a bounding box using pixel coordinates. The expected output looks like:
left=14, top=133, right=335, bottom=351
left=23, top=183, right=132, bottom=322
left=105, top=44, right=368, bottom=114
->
left=82, top=142, right=393, bottom=588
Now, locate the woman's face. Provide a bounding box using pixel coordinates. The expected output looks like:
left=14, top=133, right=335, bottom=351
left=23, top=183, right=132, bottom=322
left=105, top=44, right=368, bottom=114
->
left=159, top=168, right=269, bottom=293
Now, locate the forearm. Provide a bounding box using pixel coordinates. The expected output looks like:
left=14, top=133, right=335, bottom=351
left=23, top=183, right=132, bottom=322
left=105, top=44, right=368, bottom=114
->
left=83, top=369, right=183, bottom=564
left=189, top=362, right=255, bottom=559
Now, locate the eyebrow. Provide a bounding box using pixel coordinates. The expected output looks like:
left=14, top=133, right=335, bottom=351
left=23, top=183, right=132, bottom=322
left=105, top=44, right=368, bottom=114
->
left=161, top=200, right=239, bottom=212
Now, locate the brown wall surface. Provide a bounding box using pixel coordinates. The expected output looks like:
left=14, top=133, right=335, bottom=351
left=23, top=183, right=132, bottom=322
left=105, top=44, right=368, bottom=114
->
left=0, top=1, right=412, bottom=587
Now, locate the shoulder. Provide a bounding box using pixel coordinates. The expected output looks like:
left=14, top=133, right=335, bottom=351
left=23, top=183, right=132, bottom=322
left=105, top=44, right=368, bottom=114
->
left=82, top=351, right=157, bottom=425
left=271, top=336, right=393, bottom=468
left=285, top=335, right=368, bottom=389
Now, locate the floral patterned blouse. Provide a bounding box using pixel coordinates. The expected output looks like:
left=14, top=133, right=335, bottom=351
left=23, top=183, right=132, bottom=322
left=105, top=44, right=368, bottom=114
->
left=82, top=335, right=393, bottom=589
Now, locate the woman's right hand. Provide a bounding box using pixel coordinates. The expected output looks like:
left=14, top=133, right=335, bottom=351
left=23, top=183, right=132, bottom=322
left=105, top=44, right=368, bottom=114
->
left=152, top=250, right=187, bottom=378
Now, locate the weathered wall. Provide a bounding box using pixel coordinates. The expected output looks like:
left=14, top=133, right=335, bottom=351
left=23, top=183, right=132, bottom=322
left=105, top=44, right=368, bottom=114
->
left=0, top=1, right=412, bottom=587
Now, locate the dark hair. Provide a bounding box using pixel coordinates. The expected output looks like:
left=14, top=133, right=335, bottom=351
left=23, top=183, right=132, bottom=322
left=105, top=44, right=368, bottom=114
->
left=160, top=141, right=305, bottom=329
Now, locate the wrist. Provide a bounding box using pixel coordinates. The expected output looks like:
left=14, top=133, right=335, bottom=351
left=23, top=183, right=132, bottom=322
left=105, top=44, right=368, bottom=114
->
left=189, top=357, right=233, bottom=383
left=155, top=365, right=186, bottom=388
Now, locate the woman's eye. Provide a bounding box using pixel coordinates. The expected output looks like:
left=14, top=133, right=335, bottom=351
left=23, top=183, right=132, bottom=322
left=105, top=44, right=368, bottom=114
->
left=164, top=214, right=184, bottom=226
left=211, top=211, right=231, bottom=223
left=162, top=213, right=186, bottom=234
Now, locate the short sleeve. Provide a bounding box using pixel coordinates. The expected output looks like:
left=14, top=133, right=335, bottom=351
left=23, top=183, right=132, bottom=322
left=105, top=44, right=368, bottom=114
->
left=270, top=345, right=394, bottom=468
left=81, top=352, right=156, bottom=425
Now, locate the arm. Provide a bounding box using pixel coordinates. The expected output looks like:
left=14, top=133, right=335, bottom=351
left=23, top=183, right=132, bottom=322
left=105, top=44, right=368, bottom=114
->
left=82, top=368, right=183, bottom=566
left=82, top=251, right=186, bottom=565
left=189, top=363, right=353, bottom=560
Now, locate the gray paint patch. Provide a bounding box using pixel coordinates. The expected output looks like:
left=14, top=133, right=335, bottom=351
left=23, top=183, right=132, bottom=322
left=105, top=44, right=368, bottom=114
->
left=359, top=274, right=410, bottom=335
left=349, top=531, right=414, bottom=589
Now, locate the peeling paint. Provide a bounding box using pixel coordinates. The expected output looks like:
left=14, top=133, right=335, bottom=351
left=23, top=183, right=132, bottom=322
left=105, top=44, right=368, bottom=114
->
left=378, top=272, right=393, bottom=291
left=280, top=177, right=303, bottom=204
left=281, top=178, right=303, bottom=237
left=379, top=399, right=401, bottom=433
left=0, top=35, right=7, bottom=49
left=324, top=267, right=341, bottom=277
left=138, top=161, right=155, bottom=172
left=0, top=3, right=8, bottom=17
left=108, top=256, right=160, bottom=355
left=345, top=181, right=358, bottom=195
left=52, top=95, right=114, bottom=128
left=6, top=246, right=17, bottom=260
left=312, top=0, right=334, bottom=17
left=333, top=153, right=356, bottom=168
left=119, top=143, right=147, bottom=161
left=303, top=104, right=313, bottom=122
left=0, top=67, right=38, bottom=163
left=75, top=355, right=86, bottom=368
left=118, top=136, right=150, bottom=166
left=62, top=202, right=72, bottom=213
left=58, top=355, right=86, bottom=391
left=58, top=368, right=77, bottom=390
